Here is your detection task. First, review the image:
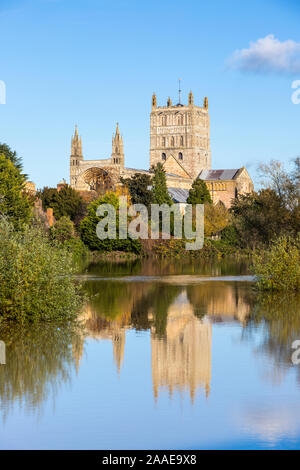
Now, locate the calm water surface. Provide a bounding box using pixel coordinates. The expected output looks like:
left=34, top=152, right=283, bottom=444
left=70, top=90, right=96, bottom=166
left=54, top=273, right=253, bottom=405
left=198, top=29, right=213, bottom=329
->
left=1, top=258, right=300, bottom=450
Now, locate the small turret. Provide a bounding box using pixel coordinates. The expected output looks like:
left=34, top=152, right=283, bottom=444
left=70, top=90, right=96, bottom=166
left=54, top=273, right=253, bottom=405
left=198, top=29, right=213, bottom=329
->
left=188, top=90, right=194, bottom=106
left=203, top=96, right=208, bottom=110
left=167, top=96, right=172, bottom=107
left=152, top=92, right=157, bottom=108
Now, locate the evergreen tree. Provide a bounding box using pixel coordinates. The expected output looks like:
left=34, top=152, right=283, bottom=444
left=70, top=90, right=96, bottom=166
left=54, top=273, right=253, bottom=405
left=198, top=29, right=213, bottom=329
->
left=187, top=178, right=212, bottom=205
left=151, top=163, right=173, bottom=206
left=120, top=173, right=153, bottom=209
left=0, top=143, right=23, bottom=170
left=0, top=154, right=32, bottom=228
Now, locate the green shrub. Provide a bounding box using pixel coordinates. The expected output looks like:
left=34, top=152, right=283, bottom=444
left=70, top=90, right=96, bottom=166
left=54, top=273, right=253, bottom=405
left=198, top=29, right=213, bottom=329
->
left=220, top=224, right=239, bottom=246
left=80, top=192, right=141, bottom=254
left=252, top=235, right=300, bottom=291
left=0, top=218, right=83, bottom=322
left=38, top=185, right=87, bottom=227
left=64, top=237, right=89, bottom=266
left=50, top=216, right=75, bottom=243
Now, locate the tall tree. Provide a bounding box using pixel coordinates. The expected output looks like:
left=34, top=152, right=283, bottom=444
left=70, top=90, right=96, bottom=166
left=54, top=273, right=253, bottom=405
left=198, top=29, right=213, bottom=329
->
left=120, top=173, right=153, bottom=209
left=230, top=188, right=293, bottom=247
left=151, top=163, right=173, bottom=206
left=0, top=143, right=23, bottom=170
left=0, top=154, right=32, bottom=228
left=187, top=178, right=212, bottom=205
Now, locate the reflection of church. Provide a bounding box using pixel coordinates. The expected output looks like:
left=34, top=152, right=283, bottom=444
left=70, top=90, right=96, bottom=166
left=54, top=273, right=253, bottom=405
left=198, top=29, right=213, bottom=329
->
left=75, top=281, right=252, bottom=400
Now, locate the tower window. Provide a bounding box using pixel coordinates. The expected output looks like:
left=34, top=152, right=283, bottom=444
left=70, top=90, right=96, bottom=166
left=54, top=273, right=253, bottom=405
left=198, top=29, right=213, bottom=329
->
left=171, top=137, right=175, bottom=147
left=178, top=152, right=183, bottom=160
left=162, top=137, right=166, bottom=147
left=162, top=153, right=166, bottom=161
left=180, top=136, right=184, bottom=146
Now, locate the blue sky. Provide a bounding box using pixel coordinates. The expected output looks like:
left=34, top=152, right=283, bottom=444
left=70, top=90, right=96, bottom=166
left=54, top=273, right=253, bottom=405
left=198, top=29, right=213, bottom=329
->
left=0, top=0, right=300, bottom=188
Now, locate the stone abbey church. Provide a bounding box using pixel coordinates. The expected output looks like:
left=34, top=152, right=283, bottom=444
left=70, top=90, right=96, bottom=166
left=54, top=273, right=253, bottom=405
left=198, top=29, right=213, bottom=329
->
left=70, top=91, right=253, bottom=207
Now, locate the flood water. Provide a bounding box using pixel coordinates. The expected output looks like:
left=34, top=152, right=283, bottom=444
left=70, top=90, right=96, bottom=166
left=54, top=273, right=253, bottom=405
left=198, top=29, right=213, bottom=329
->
left=1, top=258, right=300, bottom=450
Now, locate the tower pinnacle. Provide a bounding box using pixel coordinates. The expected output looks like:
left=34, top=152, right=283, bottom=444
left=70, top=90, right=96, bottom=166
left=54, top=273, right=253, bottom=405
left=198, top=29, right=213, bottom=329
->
left=111, top=122, right=124, bottom=167
left=178, top=78, right=182, bottom=105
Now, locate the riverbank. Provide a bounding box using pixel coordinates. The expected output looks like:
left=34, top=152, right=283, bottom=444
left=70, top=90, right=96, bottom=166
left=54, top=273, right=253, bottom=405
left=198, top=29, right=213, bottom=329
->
left=87, top=238, right=251, bottom=262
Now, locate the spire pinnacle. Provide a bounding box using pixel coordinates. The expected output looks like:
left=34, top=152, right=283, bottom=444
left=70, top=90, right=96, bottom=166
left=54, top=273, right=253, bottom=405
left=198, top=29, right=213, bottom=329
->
left=152, top=92, right=157, bottom=108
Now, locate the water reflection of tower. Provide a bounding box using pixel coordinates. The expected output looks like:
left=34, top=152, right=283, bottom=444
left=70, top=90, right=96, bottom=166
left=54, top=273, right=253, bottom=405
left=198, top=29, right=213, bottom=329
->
left=76, top=303, right=130, bottom=373
left=151, top=291, right=212, bottom=402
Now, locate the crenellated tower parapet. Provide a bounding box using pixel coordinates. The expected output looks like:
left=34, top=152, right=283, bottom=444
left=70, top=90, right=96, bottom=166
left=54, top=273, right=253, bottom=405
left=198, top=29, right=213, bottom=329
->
left=150, top=90, right=211, bottom=179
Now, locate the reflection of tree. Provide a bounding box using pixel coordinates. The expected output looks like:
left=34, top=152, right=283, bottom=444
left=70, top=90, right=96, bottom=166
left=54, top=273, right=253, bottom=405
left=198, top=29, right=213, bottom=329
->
left=131, top=284, right=183, bottom=337
left=85, top=259, right=143, bottom=277
left=83, top=280, right=136, bottom=320
left=0, top=323, right=83, bottom=420
left=84, top=257, right=251, bottom=278
left=83, top=279, right=182, bottom=337
left=245, top=293, right=300, bottom=382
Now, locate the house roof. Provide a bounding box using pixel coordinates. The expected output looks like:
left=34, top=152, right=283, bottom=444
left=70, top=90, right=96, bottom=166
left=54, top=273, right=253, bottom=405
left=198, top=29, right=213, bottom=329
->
left=168, top=187, right=189, bottom=203
left=199, top=169, right=240, bottom=180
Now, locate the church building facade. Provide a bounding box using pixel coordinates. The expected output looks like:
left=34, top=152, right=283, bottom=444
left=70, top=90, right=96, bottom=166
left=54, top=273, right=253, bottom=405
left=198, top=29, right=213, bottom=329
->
left=69, top=91, right=253, bottom=207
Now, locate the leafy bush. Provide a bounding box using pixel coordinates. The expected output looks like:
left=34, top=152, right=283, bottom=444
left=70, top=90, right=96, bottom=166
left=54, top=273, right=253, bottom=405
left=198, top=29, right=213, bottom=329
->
left=80, top=192, right=141, bottom=254
left=38, top=185, right=87, bottom=226
left=220, top=224, right=239, bottom=246
left=252, top=235, right=300, bottom=291
left=50, top=216, right=75, bottom=242
left=64, top=237, right=88, bottom=263
left=0, top=218, right=83, bottom=322
left=204, top=201, right=229, bottom=237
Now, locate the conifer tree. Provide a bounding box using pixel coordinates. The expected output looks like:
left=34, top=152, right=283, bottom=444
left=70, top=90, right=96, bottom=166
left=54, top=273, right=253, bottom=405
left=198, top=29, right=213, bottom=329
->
left=152, top=163, right=173, bottom=206
left=187, top=178, right=212, bottom=205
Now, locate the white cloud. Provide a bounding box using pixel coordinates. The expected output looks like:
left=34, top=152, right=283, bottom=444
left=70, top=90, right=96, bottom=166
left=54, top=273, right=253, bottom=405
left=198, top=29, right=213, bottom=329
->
left=229, top=34, right=300, bottom=75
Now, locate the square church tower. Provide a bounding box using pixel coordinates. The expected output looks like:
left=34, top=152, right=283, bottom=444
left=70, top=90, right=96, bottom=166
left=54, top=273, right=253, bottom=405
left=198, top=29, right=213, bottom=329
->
left=150, top=90, right=211, bottom=180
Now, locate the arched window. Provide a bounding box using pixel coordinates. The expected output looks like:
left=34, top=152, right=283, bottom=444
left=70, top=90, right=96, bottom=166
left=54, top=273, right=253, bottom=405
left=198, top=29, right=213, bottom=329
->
left=178, top=152, right=183, bottom=160
left=180, top=136, right=184, bottom=146
left=171, top=136, right=175, bottom=147
left=162, top=137, right=166, bottom=147
left=162, top=153, right=166, bottom=161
